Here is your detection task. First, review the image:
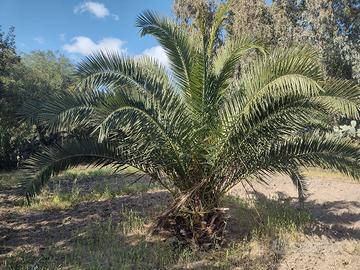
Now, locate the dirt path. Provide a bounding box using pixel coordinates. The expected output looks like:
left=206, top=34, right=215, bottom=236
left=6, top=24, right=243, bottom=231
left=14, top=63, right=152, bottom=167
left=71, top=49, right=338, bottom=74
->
left=230, top=171, right=360, bottom=270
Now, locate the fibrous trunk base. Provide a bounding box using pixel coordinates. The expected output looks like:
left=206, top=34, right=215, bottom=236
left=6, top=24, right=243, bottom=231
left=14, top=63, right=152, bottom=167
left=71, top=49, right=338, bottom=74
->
left=154, top=208, right=228, bottom=249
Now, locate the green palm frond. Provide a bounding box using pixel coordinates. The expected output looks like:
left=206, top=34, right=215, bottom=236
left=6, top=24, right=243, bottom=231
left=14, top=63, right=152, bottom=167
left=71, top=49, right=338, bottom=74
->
left=77, top=51, right=172, bottom=100
left=21, top=139, right=125, bottom=200
left=264, top=134, right=360, bottom=178
left=136, top=10, right=193, bottom=91
left=239, top=48, right=323, bottom=115
left=20, top=89, right=104, bottom=134
left=311, top=79, right=360, bottom=119
left=94, top=91, right=187, bottom=178
left=207, top=1, right=229, bottom=58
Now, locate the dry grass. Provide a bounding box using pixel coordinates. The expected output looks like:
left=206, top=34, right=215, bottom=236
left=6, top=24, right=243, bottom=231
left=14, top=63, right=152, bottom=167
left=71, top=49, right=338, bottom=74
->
left=303, top=167, right=357, bottom=182
left=0, top=167, right=352, bottom=270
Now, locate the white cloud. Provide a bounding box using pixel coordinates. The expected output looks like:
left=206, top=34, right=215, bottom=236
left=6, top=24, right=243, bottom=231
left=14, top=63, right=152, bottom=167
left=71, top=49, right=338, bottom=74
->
left=33, top=37, right=45, bottom=44
left=74, top=1, right=109, bottom=18
left=74, top=1, right=119, bottom=20
left=142, top=46, right=169, bottom=67
left=63, top=36, right=126, bottom=55
left=63, top=36, right=167, bottom=68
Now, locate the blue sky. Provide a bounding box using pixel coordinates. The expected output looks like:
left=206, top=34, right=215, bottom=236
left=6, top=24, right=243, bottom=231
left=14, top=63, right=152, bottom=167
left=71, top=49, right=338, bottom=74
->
left=0, top=0, right=173, bottom=64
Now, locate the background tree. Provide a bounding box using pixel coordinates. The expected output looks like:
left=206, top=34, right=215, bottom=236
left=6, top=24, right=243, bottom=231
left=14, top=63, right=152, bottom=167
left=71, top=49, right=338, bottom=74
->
left=302, top=0, right=360, bottom=80
left=0, top=26, right=75, bottom=170
left=19, top=51, right=76, bottom=146
left=0, top=26, right=27, bottom=170
left=21, top=51, right=75, bottom=98
left=173, top=0, right=360, bottom=81
left=174, top=0, right=221, bottom=24
left=227, top=0, right=274, bottom=43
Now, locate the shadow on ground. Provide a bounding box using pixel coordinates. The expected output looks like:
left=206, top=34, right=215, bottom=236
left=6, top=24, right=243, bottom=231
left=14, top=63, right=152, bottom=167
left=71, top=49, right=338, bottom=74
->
left=1, top=173, right=360, bottom=269
left=0, top=190, right=171, bottom=256
left=244, top=190, right=360, bottom=241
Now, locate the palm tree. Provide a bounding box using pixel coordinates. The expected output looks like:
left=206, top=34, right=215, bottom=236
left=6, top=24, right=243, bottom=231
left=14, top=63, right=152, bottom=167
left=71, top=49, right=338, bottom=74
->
left=21, top=8, right=360, bottom=246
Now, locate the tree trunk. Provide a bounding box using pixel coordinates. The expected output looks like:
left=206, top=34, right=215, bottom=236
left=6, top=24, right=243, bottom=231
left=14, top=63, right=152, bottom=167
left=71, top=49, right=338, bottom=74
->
left=154, top=190, right=228, bottom=249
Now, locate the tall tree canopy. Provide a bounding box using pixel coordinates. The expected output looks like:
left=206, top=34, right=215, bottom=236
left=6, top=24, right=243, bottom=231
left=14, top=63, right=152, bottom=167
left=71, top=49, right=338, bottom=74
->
left=173, top=0, right=360, bottom=80
left=0, top=26, right=75, bottom=169
left=0, top=26, right=25, bottom=169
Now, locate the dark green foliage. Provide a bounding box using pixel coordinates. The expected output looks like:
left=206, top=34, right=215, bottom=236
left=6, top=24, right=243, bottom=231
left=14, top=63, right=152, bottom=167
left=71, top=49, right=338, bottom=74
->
left=0, top=26, right=27, bottom=169
left=174, top=0, right=360, bottom=81
left=0, top=26, right=76, bottom=169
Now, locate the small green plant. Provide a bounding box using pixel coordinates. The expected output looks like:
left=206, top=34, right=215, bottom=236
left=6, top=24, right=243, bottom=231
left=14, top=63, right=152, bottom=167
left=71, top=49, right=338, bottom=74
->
left=120, top=207, right=147, bottom=234
left=92, top=182, right=114, bottom=199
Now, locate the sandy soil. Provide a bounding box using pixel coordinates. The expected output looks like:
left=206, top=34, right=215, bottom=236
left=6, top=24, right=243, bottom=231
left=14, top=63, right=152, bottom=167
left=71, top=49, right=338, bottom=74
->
left=230, top=171, right=360, bottom=270
left=1, top=170, right=360, bottom=269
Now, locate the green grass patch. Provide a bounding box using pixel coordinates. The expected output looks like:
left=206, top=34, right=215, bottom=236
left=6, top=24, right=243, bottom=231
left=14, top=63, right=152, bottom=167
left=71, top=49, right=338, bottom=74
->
left=59, top=166, right=139, bottom=181
left=29, top=180, right=155, bottom=210
left=0, top=166, right=156, bottom=210
left=226, top=196, right=313, bottom=240
left=0, top=170, right=21, bottom=188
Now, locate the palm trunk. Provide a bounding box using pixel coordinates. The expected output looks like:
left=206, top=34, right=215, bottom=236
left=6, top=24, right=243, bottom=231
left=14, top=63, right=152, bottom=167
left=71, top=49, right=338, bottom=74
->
left=154, top=189, right=228, bottom=248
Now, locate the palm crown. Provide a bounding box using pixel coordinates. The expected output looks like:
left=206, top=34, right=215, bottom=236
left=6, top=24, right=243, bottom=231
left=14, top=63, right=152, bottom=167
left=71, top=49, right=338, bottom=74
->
left=22, top=9, right=360, bottom=219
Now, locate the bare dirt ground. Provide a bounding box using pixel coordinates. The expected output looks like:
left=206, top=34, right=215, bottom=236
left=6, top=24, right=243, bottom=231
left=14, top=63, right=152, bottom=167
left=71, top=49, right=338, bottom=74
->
left=0, top=174, right=170, bottom=256
left=0, top=169, right=360, bottom=269
left=230, top=170, right=360, bottom=270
